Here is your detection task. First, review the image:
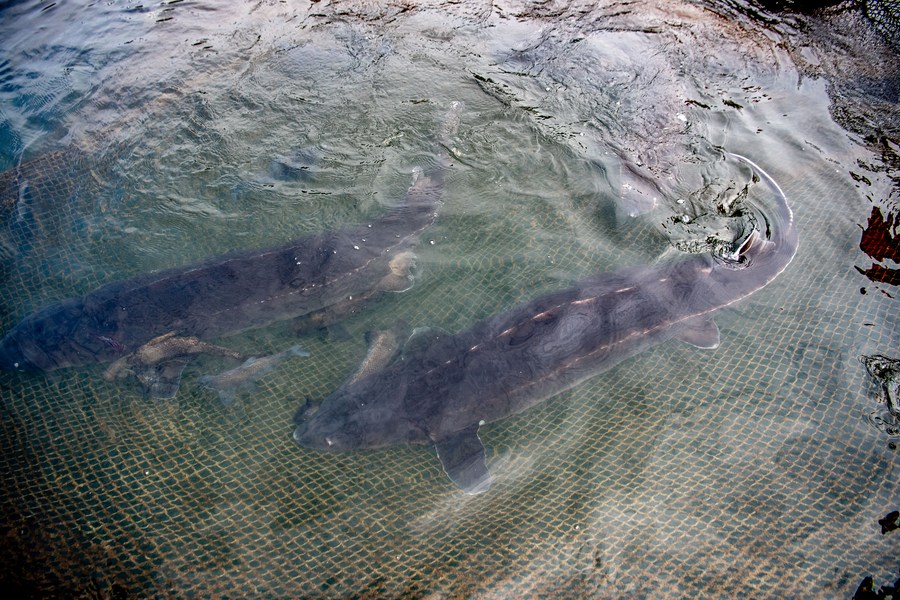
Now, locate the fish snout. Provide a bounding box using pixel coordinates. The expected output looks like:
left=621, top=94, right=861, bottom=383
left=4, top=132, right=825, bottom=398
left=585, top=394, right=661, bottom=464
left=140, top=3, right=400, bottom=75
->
left=292, top=422, right=344, bottom=451
left=292, top=424, right=320, bottom=448
left=0, top=336, right=41, bottom=373
left=292, top=399, right=335, bottom=449
left=292, top=400, right=359, bottom=451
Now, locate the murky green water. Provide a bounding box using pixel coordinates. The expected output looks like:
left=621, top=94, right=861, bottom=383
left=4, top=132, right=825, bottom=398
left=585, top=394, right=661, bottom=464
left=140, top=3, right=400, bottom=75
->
left=1, top=1, right=897, bottom=597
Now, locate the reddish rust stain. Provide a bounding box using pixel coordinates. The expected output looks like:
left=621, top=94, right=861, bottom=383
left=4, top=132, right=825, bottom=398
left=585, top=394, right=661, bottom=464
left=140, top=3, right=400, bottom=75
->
left=857, top=206, right=900, bottom=289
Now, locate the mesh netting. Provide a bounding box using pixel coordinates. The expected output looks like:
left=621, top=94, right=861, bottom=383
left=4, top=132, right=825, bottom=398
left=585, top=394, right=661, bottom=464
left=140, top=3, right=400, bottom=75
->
left=1, top=134, right=895, bottom=598
left=867, top=0, right=900, bottom=46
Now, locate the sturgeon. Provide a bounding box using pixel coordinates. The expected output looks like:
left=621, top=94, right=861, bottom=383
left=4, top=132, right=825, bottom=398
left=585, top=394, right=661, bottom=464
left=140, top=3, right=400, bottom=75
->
left=102, top=331, right=247, bottom=398
left=293, top=154, right=799, bottom=494
left=199, top=345, right=310, bottom=406
left=0, top=102, right=463, bottom=395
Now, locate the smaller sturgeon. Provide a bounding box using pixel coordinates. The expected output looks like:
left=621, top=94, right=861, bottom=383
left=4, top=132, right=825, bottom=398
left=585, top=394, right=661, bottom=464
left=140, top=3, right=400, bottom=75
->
left=103, top=332, right=246, bottom=398
left=200, top=345, right=309, bottom=406
left=103, top=332, right=245, bottom=379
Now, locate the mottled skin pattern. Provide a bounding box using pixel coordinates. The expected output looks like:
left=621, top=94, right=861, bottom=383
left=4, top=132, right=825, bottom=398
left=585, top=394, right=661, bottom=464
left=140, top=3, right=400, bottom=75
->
left=293, top=154, right=799, bottom=493
left=102, top=332, right=245, bottom=381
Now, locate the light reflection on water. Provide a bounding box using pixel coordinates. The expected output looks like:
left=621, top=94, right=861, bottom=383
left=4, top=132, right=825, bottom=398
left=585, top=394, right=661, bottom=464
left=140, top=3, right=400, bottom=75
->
left=0, top=0, right=897, bottom=596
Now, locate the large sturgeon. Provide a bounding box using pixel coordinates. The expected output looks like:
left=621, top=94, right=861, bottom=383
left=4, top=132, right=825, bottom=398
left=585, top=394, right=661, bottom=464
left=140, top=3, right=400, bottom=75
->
left=293, top=154, right=799, bottom=494
left=0, top=102, right=462, bottom=393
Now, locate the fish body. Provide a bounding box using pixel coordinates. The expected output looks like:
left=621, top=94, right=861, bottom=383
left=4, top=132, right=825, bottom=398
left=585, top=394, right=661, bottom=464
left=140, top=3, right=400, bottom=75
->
left=293, top=154, right=799, bottom=494
left=0, top=183, right=437, bottom=373
left=0, top=103, right=462, bottom=376
left=291, top=252, right=417, bottom=337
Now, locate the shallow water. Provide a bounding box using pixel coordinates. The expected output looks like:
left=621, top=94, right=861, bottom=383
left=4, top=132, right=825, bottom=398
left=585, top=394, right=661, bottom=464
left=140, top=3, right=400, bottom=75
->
left=0, top=0, right=898, bottom=597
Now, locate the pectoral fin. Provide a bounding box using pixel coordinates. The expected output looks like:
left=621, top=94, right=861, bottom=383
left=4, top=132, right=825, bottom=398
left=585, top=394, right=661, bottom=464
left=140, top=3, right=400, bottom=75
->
left=342, top=325, right=408, bottom=387
left=434, top=426, right=492, bottom=494
left=675, top=317, right=720, bottom=349
left=377, top=251, right=417, bottom=293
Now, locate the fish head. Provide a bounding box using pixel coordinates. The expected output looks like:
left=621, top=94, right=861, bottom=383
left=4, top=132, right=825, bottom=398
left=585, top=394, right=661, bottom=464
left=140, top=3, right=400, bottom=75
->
left=292, top=400, right=367, bottom=451
left=0, top=300, right=118, bottom=373
left=293, top=370, right=422, bottom=451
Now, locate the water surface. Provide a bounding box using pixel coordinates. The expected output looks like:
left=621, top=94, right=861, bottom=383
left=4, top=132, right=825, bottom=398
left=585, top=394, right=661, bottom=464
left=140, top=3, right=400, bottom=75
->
left=0, top=0, right=897, bottom=597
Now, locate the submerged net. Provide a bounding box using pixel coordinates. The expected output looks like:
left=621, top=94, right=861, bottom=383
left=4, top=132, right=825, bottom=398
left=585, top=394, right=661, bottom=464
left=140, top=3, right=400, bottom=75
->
left=0, top=134, right=894, bottom=599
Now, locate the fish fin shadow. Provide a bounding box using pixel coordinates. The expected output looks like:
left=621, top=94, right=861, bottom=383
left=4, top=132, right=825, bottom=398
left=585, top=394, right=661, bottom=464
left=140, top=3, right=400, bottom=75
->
left=323, top=323, right=353, bottom=342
